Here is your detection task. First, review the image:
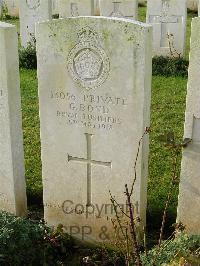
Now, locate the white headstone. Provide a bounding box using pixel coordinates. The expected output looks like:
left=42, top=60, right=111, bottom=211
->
left=19, top=0, right=52, bottom=47
left=146, top=0, right=187, bottom=57
left=0, top=22, right=27, bottom=216
left=36, top=17, right=152, bottom=242
left=59, top=0, right=95, bottom=18
left=99, top=0, right=138, bottom=20
left=177, top=17, right=200, bottom=235
left=4, top=0, right=19, bottom=17
left=52, top=0, right=58, bottom=15
left=94, top=0, right=100, bottom=15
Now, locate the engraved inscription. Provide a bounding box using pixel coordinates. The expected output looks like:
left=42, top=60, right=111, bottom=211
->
left=68, top=133, right=112, bottom=206
left=68, top=27, right=110, bottom=90
left=71, top=3, right=79, bottom=16
left=26, top=0, right=40, bottom=10
left=51, top=91, right=127, bottom=131
left=149, top=0, right=181, bottom=48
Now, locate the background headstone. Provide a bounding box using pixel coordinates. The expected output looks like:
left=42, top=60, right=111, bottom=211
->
left=199, top=0, right=200, bottom=16
left=94, top=0, right=100, bottom=15
left=177, top=17, right=200, bottom=235
left=36, top=17, right=152, bottom=241
left=146, top=0, right=187, bottom=57
left=187, top=0, right=198, bottom=11
left=52, top=0, right=58, bottom=15
left=4, top=0, right=19, bottom=17
left=0, top=0, right=3, bottom=16
left=59, top=0, right=95, bottom=18
left=99, top=0, right=138, bottom=20
left=19, top=0, right=52, bottom=47
left=138, top=0, right=146, bottom=4
left=0, top=22, right=27, bottom=216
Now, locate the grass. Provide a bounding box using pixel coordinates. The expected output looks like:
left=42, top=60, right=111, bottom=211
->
left=148, top=76, right=187, bottom=239
left=20, top=69, right=42, bottom=205
left=2, top=7, right=196, bottom=239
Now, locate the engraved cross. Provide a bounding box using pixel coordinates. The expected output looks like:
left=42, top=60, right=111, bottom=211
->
left=71, top=3, right=79, bottom=17
left=68, top=133, right=111, bottom=206
left=149, top=0, right=181, bottom=47
left=110, top=1, right=124, bottom=18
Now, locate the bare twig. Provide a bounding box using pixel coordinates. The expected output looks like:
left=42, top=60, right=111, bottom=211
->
left=110, top=191, right=127, bottom=240
left=167, top=33, right=181, bottom=58
left=130, top=127, right=151, bottom=196
left=110, top=191, right=130, bottom=219
left=125, top=184, right=142, bottom=266
left=159, top=148, right=179, bottom=247
left=125, top=227, right=130, bottom=266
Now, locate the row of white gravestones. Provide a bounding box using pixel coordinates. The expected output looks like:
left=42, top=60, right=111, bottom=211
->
left=3, top=0, right=58, bottom=17
left=147, top=0, right=187, bottom=57
left=19, top=0, right=52, bottom=47
left=14, top=0, right=187, bottom=57
left=36, top=17, right=152, bottom=241
left=58, top=0, right=186, bottom=57
left=177, top=17, right=200, bottom=235
left=59, top=0, right=138, bottom=19
left=0, top=22, right=27, bottom=216
left=19, top=0, right=115, bottom=48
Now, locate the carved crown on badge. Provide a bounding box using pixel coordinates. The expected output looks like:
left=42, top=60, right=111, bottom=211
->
left=78, top=27, right=99, bottom=43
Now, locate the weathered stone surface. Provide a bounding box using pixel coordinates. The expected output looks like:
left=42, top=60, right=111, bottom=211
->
left=99, top=0, right=138, bottom=20
left=177, top=17, right=200, bottom=235
left=59, top=0, right=95, bottom=18
left=0, top=22, right=27, bottom=216
left=146, top=0, right=187, bottom=57
left=19, top=0, right=52, bottom=47
left=36, top=17, right=152, bottom=242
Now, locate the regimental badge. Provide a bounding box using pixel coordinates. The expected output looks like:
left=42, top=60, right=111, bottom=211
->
left=67, top=26, right=110, bottom=90
left=26, top=0, right=40, bottom=10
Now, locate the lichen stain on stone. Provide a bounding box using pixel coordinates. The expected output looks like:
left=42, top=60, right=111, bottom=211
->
left=102, top=29, right=109, bottom=42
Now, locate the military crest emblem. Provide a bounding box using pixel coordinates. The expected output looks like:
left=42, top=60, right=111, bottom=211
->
left=67, top=27, right=110, bottom=90
left=26, top=0, right=40, bottom=10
